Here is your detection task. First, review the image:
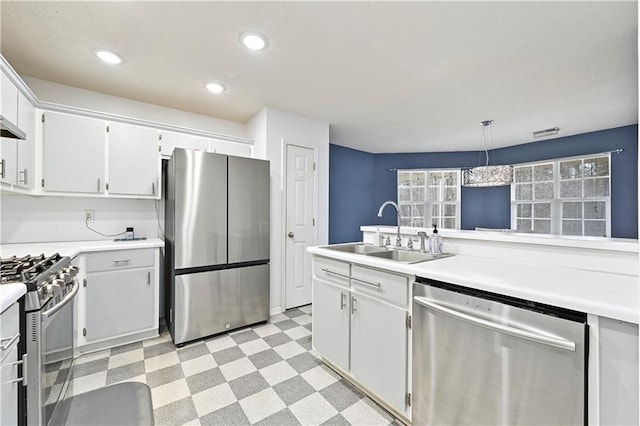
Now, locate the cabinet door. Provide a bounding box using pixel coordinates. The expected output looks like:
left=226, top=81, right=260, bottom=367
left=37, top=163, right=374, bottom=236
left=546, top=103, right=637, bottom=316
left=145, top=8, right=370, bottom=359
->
left=0, top=137, right=17, bottom=185
left=312, top=278, right=350, bottom=371
left=0, top=345, right=19, bottom=426
left=85, top=268, right=154, bottom=342
left=160, top=131, right=209, bottom=157
left=42, top=111, right=106, bottom=193
left=350, top=291, right=408, bottom=414
left=16, top=92, right=35, bottom=189
left=1, top=70, right=18, bottom=125
left=108, top=122, right=160, bottom=196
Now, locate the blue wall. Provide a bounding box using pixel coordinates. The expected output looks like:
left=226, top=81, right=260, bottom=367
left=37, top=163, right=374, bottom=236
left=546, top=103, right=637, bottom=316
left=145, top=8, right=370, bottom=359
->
left=329, top=145, right=375, bottom=243
left=329, top=125, right=638, bottom=242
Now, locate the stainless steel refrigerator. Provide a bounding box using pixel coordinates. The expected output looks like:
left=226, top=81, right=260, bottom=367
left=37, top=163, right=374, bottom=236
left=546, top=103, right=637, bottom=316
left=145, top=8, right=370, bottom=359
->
left=165, top=148, right=270, bottom=345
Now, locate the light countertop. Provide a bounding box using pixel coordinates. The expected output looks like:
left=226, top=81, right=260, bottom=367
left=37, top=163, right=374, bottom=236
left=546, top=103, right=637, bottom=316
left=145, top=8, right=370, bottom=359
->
left=308, top=244, right=639, bottom=324
left=1, top=283, right=26, bottom=313
left=0, top=238, right=164, bottom=259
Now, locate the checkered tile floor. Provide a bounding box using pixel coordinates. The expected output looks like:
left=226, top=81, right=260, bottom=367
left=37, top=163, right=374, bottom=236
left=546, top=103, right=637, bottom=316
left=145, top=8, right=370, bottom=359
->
left=62, top=305, right=400, bottom=425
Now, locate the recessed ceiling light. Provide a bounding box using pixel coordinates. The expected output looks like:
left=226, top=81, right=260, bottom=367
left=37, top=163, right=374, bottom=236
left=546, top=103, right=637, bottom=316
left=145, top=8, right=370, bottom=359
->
left=205, top=82, right=226, bottom=94
left=240, top=32, right=268, bottom=51
left=95, top=49, right=123, bottom=65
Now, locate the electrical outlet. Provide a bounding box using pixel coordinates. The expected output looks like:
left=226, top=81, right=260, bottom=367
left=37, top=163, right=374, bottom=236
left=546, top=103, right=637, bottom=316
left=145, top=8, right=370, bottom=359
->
left=83, top=210, right=95, bottom=222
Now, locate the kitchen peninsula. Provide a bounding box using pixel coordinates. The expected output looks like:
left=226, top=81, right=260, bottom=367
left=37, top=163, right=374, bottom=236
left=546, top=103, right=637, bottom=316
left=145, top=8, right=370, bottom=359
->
left=308, top=227, right=638, bottom=425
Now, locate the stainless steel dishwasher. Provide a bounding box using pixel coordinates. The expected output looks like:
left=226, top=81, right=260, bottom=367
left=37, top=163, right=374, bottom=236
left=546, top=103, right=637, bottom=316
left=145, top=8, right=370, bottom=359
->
left=412, top=277, right=587, bottom=425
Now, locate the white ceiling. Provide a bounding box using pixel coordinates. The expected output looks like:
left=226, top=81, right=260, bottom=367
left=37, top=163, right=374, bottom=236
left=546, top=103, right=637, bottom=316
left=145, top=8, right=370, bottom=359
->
left=1, top=1, right=637, bottom=153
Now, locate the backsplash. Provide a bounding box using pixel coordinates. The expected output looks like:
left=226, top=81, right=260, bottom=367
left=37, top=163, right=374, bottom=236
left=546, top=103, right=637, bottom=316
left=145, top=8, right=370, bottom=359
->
left=1, top=194, right=160, bottom=244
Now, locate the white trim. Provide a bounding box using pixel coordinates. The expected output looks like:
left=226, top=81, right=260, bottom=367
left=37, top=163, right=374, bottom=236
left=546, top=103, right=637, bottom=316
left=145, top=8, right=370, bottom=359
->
left=587, top=314, right=601, bottom=425
left=270, top=306, right=283, bottom=316
left=281, top=140, right=319, bottom=310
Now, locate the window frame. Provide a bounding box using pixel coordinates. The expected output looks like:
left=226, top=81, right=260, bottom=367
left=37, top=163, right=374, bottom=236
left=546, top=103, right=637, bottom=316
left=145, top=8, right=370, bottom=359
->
left=397, top=168, right=461, bottom=230
left=510, top=153, right=612, bottom=237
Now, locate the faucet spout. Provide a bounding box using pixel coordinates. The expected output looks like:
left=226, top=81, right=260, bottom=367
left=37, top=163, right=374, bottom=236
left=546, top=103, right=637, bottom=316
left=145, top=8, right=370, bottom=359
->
left=377, top=200, right=402, bottom=247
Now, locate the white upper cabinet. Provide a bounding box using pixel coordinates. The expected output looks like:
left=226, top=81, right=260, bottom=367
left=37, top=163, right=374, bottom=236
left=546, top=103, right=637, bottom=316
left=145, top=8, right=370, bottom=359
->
left=160, top=131, right=209, bottom=157
left=211, top=138, right=252, bottom=158
left=107, top=122, right=160, bottom=197
left=0, top=138, right=17, bottom=185
left=1, top=70, right=18, bottom=125
left=42, top=111, right=106, bottom=194
left=0, top=70, right=19, bottom=186
left=16, top=92, right=35, bottom=189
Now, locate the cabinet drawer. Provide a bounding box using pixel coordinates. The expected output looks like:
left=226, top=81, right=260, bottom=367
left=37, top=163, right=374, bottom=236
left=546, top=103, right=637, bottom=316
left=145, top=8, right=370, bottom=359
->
left=313, top=256, right=350, bottom=288
left=351, top=265, right=408, bottom=306
left=86, top=249, right=154, bottom=272
left=1, top=303, right=19, bottom=363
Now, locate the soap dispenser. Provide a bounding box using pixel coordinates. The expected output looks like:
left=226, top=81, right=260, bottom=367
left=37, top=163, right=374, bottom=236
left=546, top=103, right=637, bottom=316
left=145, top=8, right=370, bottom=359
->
left=428, top=224, right=442, bottom=254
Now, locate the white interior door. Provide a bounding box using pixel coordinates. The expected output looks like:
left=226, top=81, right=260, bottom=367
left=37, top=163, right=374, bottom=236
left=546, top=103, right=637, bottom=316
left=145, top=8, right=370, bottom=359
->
left=285, top=144, right=315, bottom=309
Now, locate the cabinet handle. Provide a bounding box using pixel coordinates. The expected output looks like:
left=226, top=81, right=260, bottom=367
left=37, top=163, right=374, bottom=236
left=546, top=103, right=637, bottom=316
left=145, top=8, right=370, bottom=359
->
left=147, top=271, right=151, bottom=285
left=113, top=259, right=131, bottom=265
left=340, top=292, right=346, bottom=309
left=351, top=277, right=381, bottom=288
left=97, top=178, right=101, bottom=192
left=321, top=268, right=380, bottom=288
left=19, top=168, right=28, bottom=185
left=321, top=268, right=350, bottom=280
left=0, top=159, right=5, bottom=179
left=1, top=359, right=24, bottom=385
left=152, top=182, right=156, bottom=195
left=0, top=333, right=19, bottom=350
left=351, top=296, right=357, bottom=314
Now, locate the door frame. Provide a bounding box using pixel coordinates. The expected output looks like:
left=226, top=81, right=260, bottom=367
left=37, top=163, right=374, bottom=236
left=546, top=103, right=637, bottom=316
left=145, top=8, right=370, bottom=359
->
left=281, top=139, right=319, bottom=310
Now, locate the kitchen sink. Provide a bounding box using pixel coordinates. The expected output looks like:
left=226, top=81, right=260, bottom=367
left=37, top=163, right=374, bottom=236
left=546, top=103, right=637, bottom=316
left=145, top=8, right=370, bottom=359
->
left=365, top=250, right=452, bottom=264
left=323, top=243, right=388, bottom=255
left=322, top=243, right=452, bottom=264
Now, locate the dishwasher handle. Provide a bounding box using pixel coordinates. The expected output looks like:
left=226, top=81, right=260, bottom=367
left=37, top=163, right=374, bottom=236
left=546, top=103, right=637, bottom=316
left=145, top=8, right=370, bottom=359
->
left=413, top=296, right=576, bottom=352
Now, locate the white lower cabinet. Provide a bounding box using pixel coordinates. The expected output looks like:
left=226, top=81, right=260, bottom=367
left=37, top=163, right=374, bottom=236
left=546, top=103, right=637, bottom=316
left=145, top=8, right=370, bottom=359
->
left=350, top=291, right=408, bottom=413
left=312, top=255, right=411, bottom=420
left=312, top=278, right=350, bottom=371
left=77, top=248, right=159, bottom=353
left=1, top=303, right=21, bottom=426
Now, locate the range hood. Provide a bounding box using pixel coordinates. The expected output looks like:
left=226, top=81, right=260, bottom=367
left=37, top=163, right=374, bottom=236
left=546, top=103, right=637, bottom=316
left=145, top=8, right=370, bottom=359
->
left=0, top=115, right=26, bottom=140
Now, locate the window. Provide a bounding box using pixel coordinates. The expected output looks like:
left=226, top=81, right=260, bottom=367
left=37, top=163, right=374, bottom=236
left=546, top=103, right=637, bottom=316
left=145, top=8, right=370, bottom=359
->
left=512, top=154, right=611, bottom=237
left=398, top=169, right=460, bottom=229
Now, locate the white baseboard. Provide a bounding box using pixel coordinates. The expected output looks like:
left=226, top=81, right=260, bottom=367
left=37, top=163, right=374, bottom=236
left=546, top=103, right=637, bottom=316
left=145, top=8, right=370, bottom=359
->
left=270, top=306, right=283, bottom=316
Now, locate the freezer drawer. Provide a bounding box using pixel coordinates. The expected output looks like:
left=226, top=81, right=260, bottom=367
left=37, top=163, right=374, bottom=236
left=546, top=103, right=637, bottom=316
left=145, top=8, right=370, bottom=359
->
left=173, top=264, right=269, bottom=345
left=412, top=280, right=586, bottom=425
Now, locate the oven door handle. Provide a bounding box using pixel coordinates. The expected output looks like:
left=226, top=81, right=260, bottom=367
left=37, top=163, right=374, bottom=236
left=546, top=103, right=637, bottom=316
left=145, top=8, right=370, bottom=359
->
left=41, top=279, right=79, bottom=321
left=414, top=296, right=576, bottom=352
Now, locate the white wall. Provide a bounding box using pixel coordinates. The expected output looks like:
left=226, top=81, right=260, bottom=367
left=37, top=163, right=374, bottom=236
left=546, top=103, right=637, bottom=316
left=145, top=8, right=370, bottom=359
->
left=23, top=76, right=248, bottom=139
left=248, top=107, right=330, bottom=314
left=1, top=194, right=159, bottom=244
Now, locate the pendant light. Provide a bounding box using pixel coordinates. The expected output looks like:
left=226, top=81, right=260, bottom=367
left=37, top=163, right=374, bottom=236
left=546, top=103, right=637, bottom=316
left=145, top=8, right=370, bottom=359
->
left=462, top=120, right=513, bottom=187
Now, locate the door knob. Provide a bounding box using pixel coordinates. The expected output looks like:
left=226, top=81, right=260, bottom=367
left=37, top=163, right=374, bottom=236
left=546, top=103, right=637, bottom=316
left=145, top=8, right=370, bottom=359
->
left=288, top=232, right=294, bottom=238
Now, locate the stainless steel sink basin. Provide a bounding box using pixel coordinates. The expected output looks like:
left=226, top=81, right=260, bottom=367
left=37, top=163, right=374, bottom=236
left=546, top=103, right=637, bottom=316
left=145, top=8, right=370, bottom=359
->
left=366, top=250, right=453, bottom=264
left=323, top=243, right=388, bottom=255
left=322, top=243, right=452, bottom=264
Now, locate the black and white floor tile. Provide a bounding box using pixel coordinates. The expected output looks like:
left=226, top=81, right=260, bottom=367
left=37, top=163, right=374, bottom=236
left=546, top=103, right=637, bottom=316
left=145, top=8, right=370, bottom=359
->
left=64, top=305, right=400, bottom=425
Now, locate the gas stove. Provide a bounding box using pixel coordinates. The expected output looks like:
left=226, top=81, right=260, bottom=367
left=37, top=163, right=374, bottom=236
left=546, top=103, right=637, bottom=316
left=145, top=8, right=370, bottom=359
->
left=0, top=253, right=78, bottom=311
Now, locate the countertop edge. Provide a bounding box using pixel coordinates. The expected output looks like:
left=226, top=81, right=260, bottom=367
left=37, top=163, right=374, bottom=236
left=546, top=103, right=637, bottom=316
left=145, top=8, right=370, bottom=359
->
left=0, top=238, right=165, bottom=259
left=1, top=283, right=26, bottom=314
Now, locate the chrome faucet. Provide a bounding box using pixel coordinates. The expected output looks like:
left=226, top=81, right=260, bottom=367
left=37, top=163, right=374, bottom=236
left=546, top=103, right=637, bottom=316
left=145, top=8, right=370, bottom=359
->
left=377, top=201, right=402, bottom=247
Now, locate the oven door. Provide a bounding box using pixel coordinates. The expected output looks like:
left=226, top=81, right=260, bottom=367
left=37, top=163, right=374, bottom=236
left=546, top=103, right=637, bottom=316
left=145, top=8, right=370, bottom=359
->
left=40, top=279, right=78, bottom=426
